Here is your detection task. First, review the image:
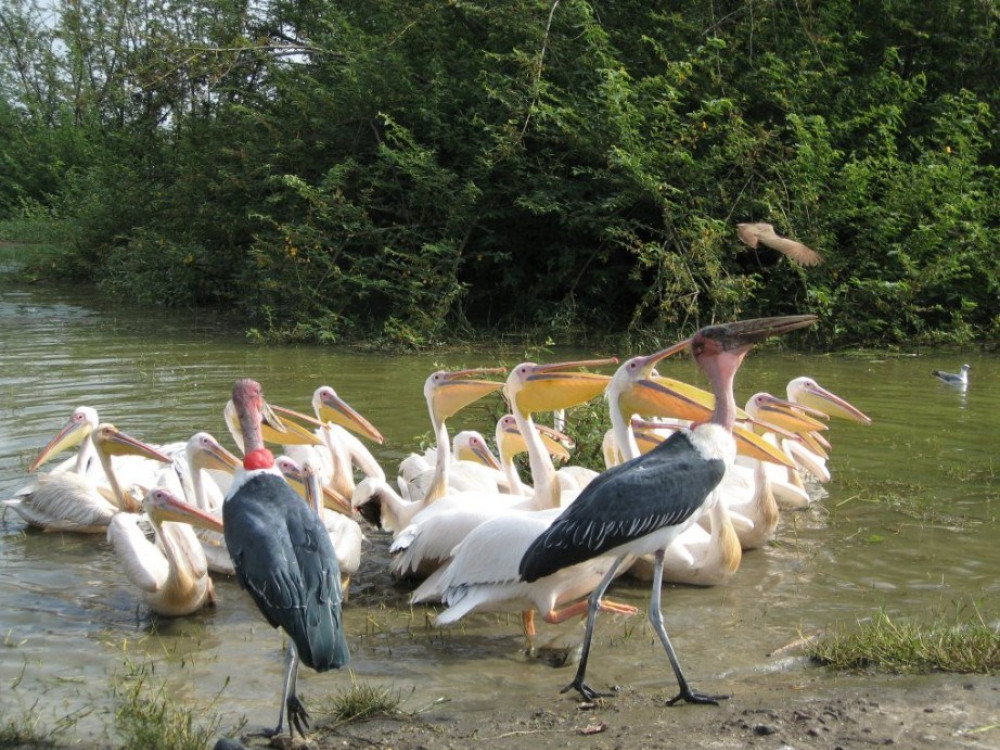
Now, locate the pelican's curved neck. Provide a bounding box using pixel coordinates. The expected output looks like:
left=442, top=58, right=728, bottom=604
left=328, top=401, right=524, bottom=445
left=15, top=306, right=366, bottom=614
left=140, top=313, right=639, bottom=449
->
left=498, top=443, right=526, bottom=496
left=511, top=406, right=558, bottom=510
left=74, top=438, right=95, bottom=474
left=96, top=440, right=131, bottom=512
left=423, top=413, right=450, bottom=505
left=610, top=392, right=640, bottom=462
left=157, top=520, right=197, bottom=590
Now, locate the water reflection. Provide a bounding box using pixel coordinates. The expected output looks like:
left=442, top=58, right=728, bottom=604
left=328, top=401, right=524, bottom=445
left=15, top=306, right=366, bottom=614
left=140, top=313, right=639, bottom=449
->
left=0, top=280, right=998, bottom=741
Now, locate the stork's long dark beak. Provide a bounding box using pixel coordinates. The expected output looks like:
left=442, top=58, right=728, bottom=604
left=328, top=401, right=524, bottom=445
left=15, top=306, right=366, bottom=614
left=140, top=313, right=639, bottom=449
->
left=705, top=314, right=819, bottom=349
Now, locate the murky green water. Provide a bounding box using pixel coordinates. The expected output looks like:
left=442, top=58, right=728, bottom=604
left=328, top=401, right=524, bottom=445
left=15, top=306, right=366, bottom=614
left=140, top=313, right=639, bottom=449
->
left=0, top=279, right=997, bottom=742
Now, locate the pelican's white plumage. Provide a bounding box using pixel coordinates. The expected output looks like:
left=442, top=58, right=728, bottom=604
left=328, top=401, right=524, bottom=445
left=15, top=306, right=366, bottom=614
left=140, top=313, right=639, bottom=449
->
left=107, top=488, right=221, bottom=617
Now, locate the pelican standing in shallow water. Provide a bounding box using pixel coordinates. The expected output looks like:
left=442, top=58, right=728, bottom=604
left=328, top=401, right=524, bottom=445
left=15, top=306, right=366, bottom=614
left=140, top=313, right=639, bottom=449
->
left=519, top=315, right=818, bottom=704
left=107, top=488, right=222, bottom=617
left=224, top=378, right=349, bottom=738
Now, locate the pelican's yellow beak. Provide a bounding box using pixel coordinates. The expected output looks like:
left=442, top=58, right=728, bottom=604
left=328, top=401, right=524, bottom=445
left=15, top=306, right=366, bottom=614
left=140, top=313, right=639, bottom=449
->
left=314, top=390, right=385, bottom=445
left=429, top=367, right=507, bottom=422
left=510, top=358, right=618, bottom=415
left=454, top=438, right=503, bottom=471
left=30, top=418, right=93, bottom=472
left=497, top=417, right=574, bottom=462
left=93, top=424, right=173, bottom=463
left=749, top=395, right=830, bottom=434
left=225, top=399, right=323, bottom=449
left=261, top=403, right=324, bottom=446
left=145, top=488, right=225, bottom=532
left=732, top=425, right=796, bottom=468
left=627, top=415, right=795, bottom=468
left=195, top=439, right=241, bottom=474
left=620, top=377, right=751, bottom=423
left=791, top=380, right=872, bottom=425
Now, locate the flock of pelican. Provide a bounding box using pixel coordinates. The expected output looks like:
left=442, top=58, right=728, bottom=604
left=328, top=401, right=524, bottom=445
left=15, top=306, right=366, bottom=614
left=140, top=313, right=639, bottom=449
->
left=2, top=315, right=873, bottom=737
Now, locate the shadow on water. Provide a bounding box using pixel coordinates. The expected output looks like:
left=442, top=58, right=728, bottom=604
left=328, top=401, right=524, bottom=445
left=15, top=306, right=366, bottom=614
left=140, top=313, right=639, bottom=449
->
left=1, top=280, right=998, bottom=742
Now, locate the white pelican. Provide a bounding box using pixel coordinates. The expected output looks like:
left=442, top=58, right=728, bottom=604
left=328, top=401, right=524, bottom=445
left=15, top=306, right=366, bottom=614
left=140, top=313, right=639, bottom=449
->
left=4, top=418, right=172, bottom=533
left=400, top=429, right=506, bottom=501
left=107, top=488, right=222, bottom=617
left=411, top=507, right=637, bottom=648
left=276, top=385, right=386, bottom=501
left=396, top=367, right=506, bottom=504
left=352, top=367, right=505, bottom=533
left=743, top=378, right=871, bottom=498
left=519, top=315, right=817, bottom=703
left=159, top=432, right=240, bottom=576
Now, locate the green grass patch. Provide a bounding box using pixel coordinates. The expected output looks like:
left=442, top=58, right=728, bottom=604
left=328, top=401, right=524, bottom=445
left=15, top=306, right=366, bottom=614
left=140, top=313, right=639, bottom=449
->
left=811, top=605, right=1000, bottom=673
left=323, top=681, right=404, bottom=725
left=0, top=709, right=47, bottom=748
left=113, top=658, right=242, bottom=750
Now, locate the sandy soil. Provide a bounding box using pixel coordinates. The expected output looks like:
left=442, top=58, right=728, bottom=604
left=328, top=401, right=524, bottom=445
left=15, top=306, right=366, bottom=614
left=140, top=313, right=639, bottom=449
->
left=221, top=668, right=999, bottom=750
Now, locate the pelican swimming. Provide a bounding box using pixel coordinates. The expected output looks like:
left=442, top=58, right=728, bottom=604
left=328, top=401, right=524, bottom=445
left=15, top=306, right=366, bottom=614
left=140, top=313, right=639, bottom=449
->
left=396, top=367, right=506, bottom=504
left=400, top=429, right=506, bottom=501
left=158, top=432, right=241, bottom=575
left=107, top=488, right=222, bottom=617
left=4, top=417, right=173, bottom=533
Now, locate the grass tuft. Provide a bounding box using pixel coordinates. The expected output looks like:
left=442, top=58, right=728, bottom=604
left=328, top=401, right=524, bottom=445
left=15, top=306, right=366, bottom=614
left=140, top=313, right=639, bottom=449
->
left=323, top=681, right=404, bottom=725
left=113, top=658, right=240, bottom=750
left=811, top=605, right=1000, bottom=674
left=0, top=709, right=46, bottom=747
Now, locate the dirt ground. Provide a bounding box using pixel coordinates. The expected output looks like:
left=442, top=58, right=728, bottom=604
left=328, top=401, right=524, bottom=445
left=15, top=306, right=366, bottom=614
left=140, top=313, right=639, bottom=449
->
left=221, top=668, right=1000, bottom=750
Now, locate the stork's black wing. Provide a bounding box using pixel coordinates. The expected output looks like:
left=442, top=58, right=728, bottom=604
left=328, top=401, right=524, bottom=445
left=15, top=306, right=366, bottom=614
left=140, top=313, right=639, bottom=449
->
left=224, top=473, right=349, bottom=671
left=520, top=431, right=725, bottom=581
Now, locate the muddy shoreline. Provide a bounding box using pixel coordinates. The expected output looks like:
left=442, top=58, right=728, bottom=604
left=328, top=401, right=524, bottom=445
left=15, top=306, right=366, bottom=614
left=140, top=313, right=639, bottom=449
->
left=221, top=658, right=999, bottom=749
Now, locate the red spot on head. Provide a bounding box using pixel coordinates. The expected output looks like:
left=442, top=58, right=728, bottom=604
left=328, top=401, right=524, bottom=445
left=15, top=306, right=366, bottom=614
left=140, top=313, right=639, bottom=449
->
left=243, top=448, right=275, bottom=470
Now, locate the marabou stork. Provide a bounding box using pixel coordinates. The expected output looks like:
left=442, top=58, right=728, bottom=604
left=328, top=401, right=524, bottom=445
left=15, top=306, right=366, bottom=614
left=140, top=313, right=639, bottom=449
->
left=518, top=315, right=818, bottom=704
left=224, top=379, right=349, bottom=738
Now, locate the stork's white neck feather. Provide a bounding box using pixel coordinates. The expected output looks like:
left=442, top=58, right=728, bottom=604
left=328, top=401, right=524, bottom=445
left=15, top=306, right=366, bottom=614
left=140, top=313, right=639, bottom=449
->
left=225, top=466, right=284, bottom=501
left=686, top=423, right=737, bottom=465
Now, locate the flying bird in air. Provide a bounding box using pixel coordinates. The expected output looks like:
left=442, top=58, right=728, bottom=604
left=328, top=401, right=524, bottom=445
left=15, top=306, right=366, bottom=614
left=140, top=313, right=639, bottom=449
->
left=737, top=222, right=823, bottom=267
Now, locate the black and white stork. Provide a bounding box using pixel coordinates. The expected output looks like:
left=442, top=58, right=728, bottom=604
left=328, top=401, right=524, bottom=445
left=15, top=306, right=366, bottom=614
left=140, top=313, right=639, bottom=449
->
left=224, top=378, right=350, bottom=738
left=519, top=315, right=818, bottom=704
